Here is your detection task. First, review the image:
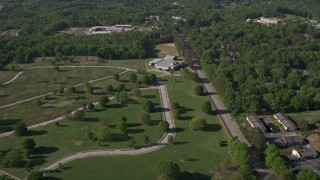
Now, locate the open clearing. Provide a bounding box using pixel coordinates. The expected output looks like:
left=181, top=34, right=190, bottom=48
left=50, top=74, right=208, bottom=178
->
left=0, top=89, right=163, bottom=178
left=0, top=71, right=18, bottom=84
left=288, top=110, right=320, bottom=123
left=0, top=71, right=151, bottom=132
left=0, top=67, right=122, bottom=106
left=49, top=76, right=230, bottom=180
left=154, top=43, right=178, bottom=57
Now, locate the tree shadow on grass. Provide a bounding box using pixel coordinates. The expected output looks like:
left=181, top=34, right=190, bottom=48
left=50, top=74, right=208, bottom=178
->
left=205, top=124, right=222, bottom=132
left=0, top=126, right=13, bottom=133
left=181, top=171, right=211, bottom=180
left=93, top=92, right=106, bottom=96
left=186, top=158, right=200, bottom=162
left=127, top=128, right=145, bottom=134
left=173, top=141, right=188, bottom=145
left=175, top=127, right=184, bottom=133
left=27, top=130, right=47, bottom=136
left=0, top=94, right=9, bottom=98
left=28, top=158, right=47, bottom=167
left=181, top=108, right=193, bottom=114
left=219, top=140, right=228, bottom=147
left=179, top=116, right=193, bottom=121
left=108, top=104, right=127, bottom=109
left=111, top=133, right=131, bottom=142
left=149, top=120, right=161, bottom=126
left=144, top=95, right=156, bottom=99
left=127, top=123, right=142, bottom=128
left=154, top=107, right=163, bottom=113
left=94, top=108, right=105, bottom=112
left=43, top=177, right=63, bottom=180
left=34, top=146, right=59, bottom=155
left=0, top=118, right=20, bottom=126
left=73, top=96, right=87, bottom=100
left=82, top=117, right=99, bottom=122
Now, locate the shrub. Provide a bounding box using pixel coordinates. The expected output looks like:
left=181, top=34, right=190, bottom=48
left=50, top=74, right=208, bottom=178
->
left=189, top=117, right=207, bottom=131
left=73, top=110, right=85, bottom=120
left=139, top=113, right=151, bottom=125
left=195, top=85, right=204, bottom=96
left=159, top=121, right=169, bottom=132
left=14, top=122, right=28, bottom=136
left=201, top=100, right=212, bottom=114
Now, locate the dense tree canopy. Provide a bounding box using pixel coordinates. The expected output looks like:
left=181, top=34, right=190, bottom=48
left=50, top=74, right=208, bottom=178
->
left=189, top=1, right=320, bottom=115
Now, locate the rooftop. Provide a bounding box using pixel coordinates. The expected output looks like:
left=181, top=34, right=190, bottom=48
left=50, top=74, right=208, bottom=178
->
left=163, top=55, right=176, bottom=61
left=296, top=147, right=318, bottom=157
left=246, top=115, right=268, bottom=133
left=155, top=59, right=183, bottom=69
left=274, top=113, right=296, bottom=130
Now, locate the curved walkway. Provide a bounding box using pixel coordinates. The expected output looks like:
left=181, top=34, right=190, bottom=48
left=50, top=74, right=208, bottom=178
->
left=2, top=65, right=136, bottom=86
left=0, top=65, right=136, bottom=109
left=41, top=80, right=175, bottom=171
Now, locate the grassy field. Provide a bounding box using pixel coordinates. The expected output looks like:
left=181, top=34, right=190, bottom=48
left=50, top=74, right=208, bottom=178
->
left=154, top=43, right=178, bottom=57
left=0, top=89, right=163, bottom=178
left=0, top=71, right=158, bottom=132
left=288, top=110, right=320, bottom=124
left=49, top=76, right=231, bottom=180
left=0, top=71, right=18, bottom=84
left=0, top=67, right=122, bottom=106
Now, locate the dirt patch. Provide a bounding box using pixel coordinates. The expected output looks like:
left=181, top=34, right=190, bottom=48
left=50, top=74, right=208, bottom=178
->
left=165, top=43, right=175, bottom=48
left=73, top=140, right=84, bottom=146
left=307, top=133, right=320, bottom=151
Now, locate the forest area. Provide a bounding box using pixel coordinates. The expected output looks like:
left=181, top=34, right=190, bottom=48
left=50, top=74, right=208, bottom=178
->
left=188, top=0, right=320, bottom=115
left=1, top=0, right=320, bottom=115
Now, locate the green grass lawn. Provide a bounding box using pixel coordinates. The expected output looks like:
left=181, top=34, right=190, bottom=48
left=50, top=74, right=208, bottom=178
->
left=0, top=67, right=122, bottom=106
left=0, top=71, right=156, bottom=132
left=0, top=89, right=163, bottom=178
left=48, top=76, right=231, bottom=180
left=288, top=110, right=320, bottom=124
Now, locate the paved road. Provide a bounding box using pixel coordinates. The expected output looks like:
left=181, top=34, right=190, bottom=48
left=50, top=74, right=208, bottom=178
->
left=0, top=66, right=136, bottom=109
left=41, top=80, right=175, bottom=171
left=179, top=34, right=248, bottom=144
left=179, top=33, right=272, bottom=178
left=193, top=60, right=248, bottom=144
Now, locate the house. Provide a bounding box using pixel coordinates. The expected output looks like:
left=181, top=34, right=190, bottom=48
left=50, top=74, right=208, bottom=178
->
left=274, top=113, right=296, bottom=131
left=163, top=55, right=177, bottom=61
left=154, top=59, right=183, bottom=71
left=292, top=147, right=318, bottom=160
left=149, top=55, right=183, bottom=71
left=256, top=17, right=280, bottom=25
left=149, top=58, right=163, bottom=66
left=285, top=136, right=305, bottom=146
left=271, top=136, right=305, bottom=147
left=246, top=115, right=268, bottom=133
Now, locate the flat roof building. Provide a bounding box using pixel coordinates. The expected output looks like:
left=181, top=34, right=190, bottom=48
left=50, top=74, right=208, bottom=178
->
left=155, top=59, right=183, bottom=71
left=149, top=55, right=183, bottom=71
left=292, top=147, right=318, bottom=160
left=274, top=113, right=296, bottom=131
left=246, top=115, right=268, bottom=133
left=271, top=136, right=305, bottom=147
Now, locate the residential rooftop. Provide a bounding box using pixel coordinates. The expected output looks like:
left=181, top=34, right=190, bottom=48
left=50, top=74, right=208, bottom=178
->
left=274, top=113, right=296, bottom=131
left=246, top=115, right=268, bottom=133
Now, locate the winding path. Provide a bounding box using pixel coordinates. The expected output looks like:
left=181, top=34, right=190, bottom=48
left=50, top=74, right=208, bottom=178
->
left=0, top=65, right=136, bottom=109
left=41, top=80, right=175, bottom=172
left=0, top=65, right=175, bottom=174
